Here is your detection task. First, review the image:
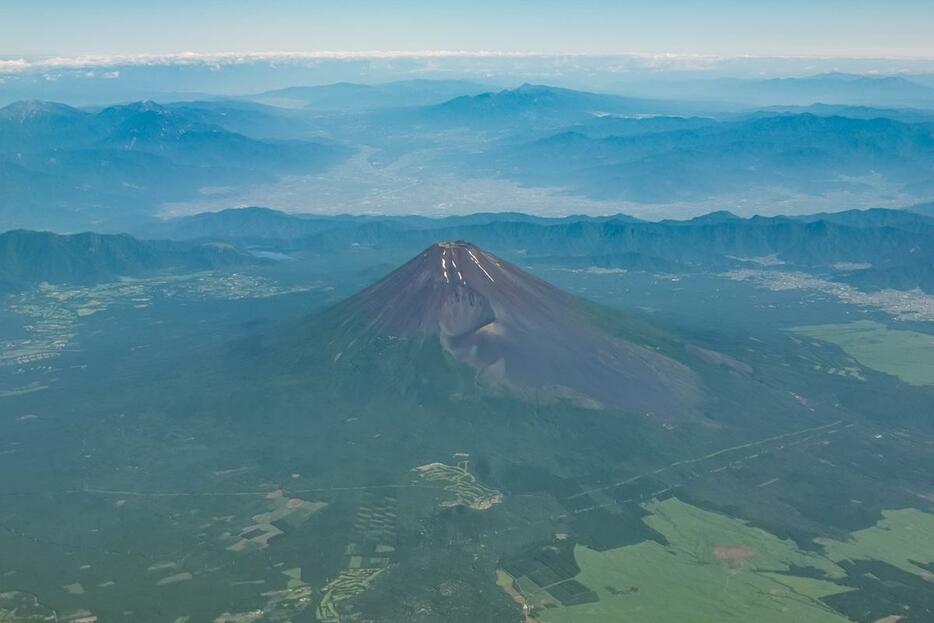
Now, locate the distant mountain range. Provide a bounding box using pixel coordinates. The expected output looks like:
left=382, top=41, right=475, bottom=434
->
left=249, top=79, right=494, bottom=110
left=3, top=81, right=934, bottom=232
left=248, top=73, right=934, bottom=116
left=135, top=206, right=645, bottom=242
left=759, top=103, right=934, bottom=124
left=131, top=206, right=934, bottom=293
left=467, top=112, right=934, bottom=203
left=0, top=100, right=349, bottom=230
left=339, top=84, right=934, bottom=208
left=412, top=83, right=727, bottom=131
left=160, top=100, right=317, bottom=140
left=0, top=229, right=258, bottom=291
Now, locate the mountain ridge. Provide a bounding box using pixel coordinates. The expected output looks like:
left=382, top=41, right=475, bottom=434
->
left=0, top=100, right=349, bottom=229
left=0, top=229, right=259, bottom=291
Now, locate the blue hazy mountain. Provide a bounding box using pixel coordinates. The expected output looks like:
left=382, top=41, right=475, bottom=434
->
left=4, top=84, right=933, bottom=233
left=0, top=229, right=258, bottom=291
left=250, top=79, right=494, bottom=110
left=792, top=207, right=934, bottom=232
left=0, top=100, right=349, bottom=230
left=160, top=100, right=318, bottom=140
left=428, top=84, right=726, bottom=125
left=759, top=103, right=934, bottom=124
left=136, top=206, right=645, bottom=242
left=399, top=84, right=731, bottom=135
left=0, top=100, right=103, bottom=151
left=471, top=113, right=934, bottom=202
left=907, top=200, right=934, bottom=218
left=561, top=114, right=719, bottom=138
left=836, top=262, right=934, bottom=293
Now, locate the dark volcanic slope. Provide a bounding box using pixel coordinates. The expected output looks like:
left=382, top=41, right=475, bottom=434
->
left=333, top=241, right=700, bottom=414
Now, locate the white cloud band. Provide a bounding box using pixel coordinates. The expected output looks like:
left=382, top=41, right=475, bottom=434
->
left=0, top=50, right=778, bottom=75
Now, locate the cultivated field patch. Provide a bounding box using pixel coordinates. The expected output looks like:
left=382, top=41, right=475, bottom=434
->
left=791, top=321, right=934, bottom=386
left=506, top=498, right=855, bottom=623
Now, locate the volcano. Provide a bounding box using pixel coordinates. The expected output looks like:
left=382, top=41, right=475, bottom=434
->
left=322, top=242, right=700, bottom=415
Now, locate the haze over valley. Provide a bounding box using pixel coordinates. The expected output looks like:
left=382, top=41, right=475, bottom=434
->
left=4, top=72, right=934, bottom=231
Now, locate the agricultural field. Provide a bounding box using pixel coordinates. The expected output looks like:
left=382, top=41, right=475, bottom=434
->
left=225, top=489, right=327, bottom=553
left=817, top=508, right=934, bottom=578
left=791, top=320, right=934, bottom=386
left=503, top=497, right=930, bottom=623
left=317, top=494, right=399, bottom=622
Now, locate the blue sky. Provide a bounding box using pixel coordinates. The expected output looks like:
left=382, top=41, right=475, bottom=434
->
left=3, top=0, right=934, bottom=59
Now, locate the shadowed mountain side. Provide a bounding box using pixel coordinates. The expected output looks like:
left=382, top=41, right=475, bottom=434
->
left=299, top=242, right=701, bottom=415
left=0, top=229, right=259, bottom=291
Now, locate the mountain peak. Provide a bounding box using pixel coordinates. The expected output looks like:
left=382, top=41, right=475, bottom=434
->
left=339, top=241, right=511, bottom=338
left=0, top=100, right=82, bottom=121
left=433, top=240, right=499, bottom=287
left=327, top=242, right=700, bottom=413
